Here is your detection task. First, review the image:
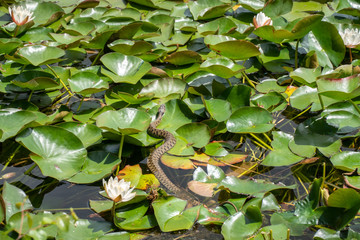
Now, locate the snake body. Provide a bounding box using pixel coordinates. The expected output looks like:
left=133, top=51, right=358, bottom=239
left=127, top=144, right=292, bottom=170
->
left=148, top=104, right=200, bottom=205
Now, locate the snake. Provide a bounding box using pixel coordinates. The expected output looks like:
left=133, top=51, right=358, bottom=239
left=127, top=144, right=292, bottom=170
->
left=147, top=104, right=200, bottom=205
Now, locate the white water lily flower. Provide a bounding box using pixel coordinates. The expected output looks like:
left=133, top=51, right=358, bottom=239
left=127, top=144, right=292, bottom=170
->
left=340, top=28, right=360, bottom=48
left=9, top=5, right=35, bottom=26
left=103, top=177, right=136, bottom=203
left=253, top=12, right=272, bottom=29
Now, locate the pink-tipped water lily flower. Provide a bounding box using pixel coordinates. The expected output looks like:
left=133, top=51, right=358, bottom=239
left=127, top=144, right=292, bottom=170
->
left=103, top=177, right=136, bottom=203
left=340, top=28, right=360, bottom=49
left=253, top=12, right=272, bottom=29
left=9, top=5, right=35, bottom=26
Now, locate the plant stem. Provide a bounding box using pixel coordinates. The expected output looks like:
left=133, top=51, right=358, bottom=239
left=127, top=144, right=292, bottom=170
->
left=13, top=25, right=19, bottom=38
left=91, top=49, right=103, bottom=66
left=76, top=97, right=84, bottom=112
left=2, top=145, right=21, bottom=171
left=111, top=201, right=116, bottom=222
left=350, top=100, right=360, bottom=115
left=242, top=72, right=256, bottom=89
left=117, top=134, right=125, bottom=174
left=249, top=133, right=273, bottom=151
left=295, top=39, right=300, bottom=69
left=46, top=64, right=73, bottom=97
left=27, top=90, right=34, bottom=102
left=349, top=47, right=353, bottom=63
left=24, top=164, right=36, bottom=175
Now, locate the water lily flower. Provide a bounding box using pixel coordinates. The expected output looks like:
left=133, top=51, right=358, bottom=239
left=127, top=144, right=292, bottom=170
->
left=253, top=12, right=272, bottom=29
left=103, top=177, right=136, bottom=203
left=340, top=28, right=360, bottom=49
left=8, top=5, right=35, bottom=26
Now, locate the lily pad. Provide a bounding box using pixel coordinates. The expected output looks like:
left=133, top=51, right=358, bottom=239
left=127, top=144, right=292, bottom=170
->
left=227, top=107, right=274, bottom=133
left=68, top=72, right=109, bottom=96
left=176, top=123, right=211, bottom=148
left=100, top=52, right=152, bottom=84
left=152, top=197, right=200, bottom=232
left=16, top=126, right=87, bottom=180
left=188, top=0, right=231, bottom=20
left=262, top=131, right=304, bottom=166
left=0, top=109, right=37, bottom=142
left=204, top=35, right=261, bottom=60
left=17, top=45, right=65, bottom=66
left=96, top=108, right=151, bottom=135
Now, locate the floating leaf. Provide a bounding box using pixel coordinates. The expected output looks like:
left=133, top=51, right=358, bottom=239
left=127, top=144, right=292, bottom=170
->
left=68, top=72, right=109, bottom=96
left=220, top=176, right=296, bottom=195
left=204, top=35, right=260, bottom=60
left=221, top=206, right=262, bottom=240
left=176, top=123, right=211, bottom=148
left=227, top=107, right=274, bottom=133
left=16, top=126, right=87, bottom=180
left=67, top=151, right=121, bottom=184
left=262, top=131, right=304, bottom=166
left=165, top=50, right=202, bottom=65
left=188, top=0, right=231, bottom=20
left=100, top=52, right=152, bottom=84
left=0, top=109, right=37, bottom=142
left=2, top=182, right=33, bottom=222
left=117, top=164, right=160, bottom=190
left=139, top=78, right=186, bottom=98
left=17, top=45, right=65, bottom=66
left=152, top=197, right=200, bottom=232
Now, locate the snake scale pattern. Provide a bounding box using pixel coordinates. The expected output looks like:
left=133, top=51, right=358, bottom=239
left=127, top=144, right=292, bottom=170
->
left=148, top=104, right=200, bottom=205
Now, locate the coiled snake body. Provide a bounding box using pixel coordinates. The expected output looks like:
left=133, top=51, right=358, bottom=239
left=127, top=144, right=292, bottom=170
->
left=148, top=105, right=200, bottom=205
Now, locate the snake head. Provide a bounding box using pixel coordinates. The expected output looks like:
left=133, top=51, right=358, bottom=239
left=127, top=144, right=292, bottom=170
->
left=158, top=104, right=166, bottom=115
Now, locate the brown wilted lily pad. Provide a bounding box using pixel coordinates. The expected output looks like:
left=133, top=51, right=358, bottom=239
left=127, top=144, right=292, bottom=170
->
left=188, top=180, right=217, bottom=197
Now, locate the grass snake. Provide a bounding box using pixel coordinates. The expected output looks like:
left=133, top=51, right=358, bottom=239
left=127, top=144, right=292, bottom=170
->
left=147, top=104, right=200, bottom=206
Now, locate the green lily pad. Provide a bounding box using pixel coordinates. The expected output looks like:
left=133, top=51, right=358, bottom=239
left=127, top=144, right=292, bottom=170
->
left=96, top=108, right=151, bottom=135
left=311, top=21, right=345, bottom=67
left=188, top=0, right=231, bottom=20
left=221, top=206, right=262, bottom=240
left=290, top=67, right=321, bottom=87
left=262, top=131, right=304, bottom=166
left=68, top=72, right=109, bottom=96
left=100, top=52, right=152, bottom=84
left=56, top=122, right=102, bottom=148
left=176, top=123, right=211, bottom=148
left=139, top=78, right=186, bottom=99
left=0, top=38, right=22, bottom=54
left=317, top=74, right=360, bottom=101
left=204, top=99, right=232, bottom=122
left=67, top=151, right=121, bottom=184
left=200, top=58, right=245, bottom=79
left=16, top=126, right=87, bottom=180
left=18, top=45, right=65, bottom=66
left=49, top=33, right=85, bottom=45
left=253, top=14, right=323, bottom=43
left=330, top=151, right=360, bottom=171
left=258, top=78, right=287, bottom=93
left=289, top=86, right=322, bottom=111
left=108, top=39, right=153, bottom=55
left=152, top=197, right=200, bottom=232
left=294, top=116, right=340, bottom=147
left=165, top=50, right=202, bottom=65
left=227, top=107, right=274, bottom=133
left=220, top=176, right=296, bottom=196
left=31, top=2, right=64, bottom=26
left=114, top=201, right=157, bottom=230
left=0, top=109, right=37, bottom=142
left=2, top=182, right=33, bottom=222
left=204, top=35, right=260, bottom=60
left=11, top=70, right=59, bottom=90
